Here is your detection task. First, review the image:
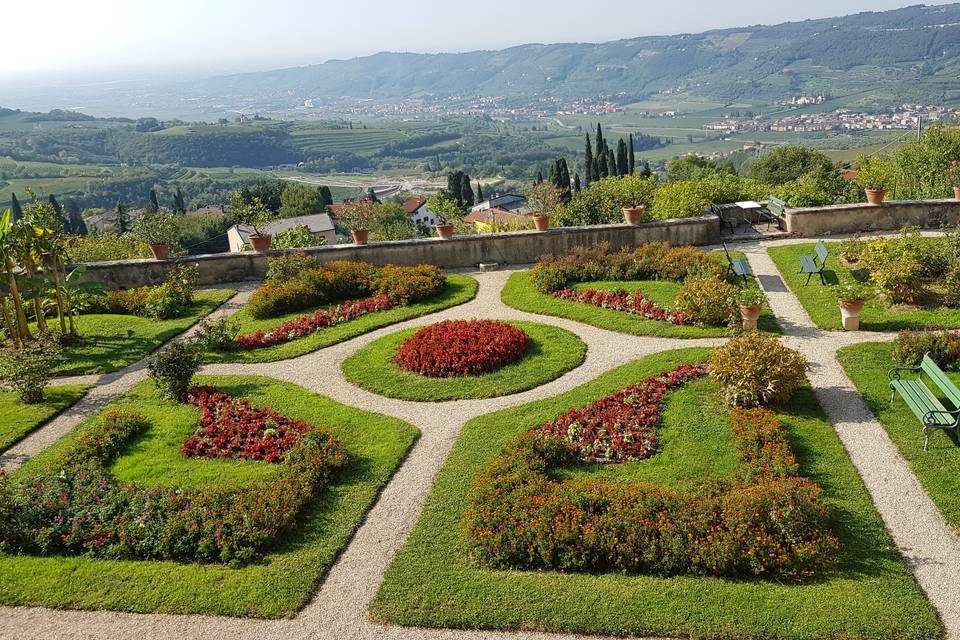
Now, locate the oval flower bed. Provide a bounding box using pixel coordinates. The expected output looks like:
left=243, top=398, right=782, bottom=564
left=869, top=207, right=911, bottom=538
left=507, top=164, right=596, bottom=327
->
left=395, top=320, right=530, bottom=378
left=342, top=321, right=587, bottom=401
left=0, top=392, right=347, bottom=566
left=465, top=364, right=839, bottom=581
left=554, top=288, right=690, bottom=326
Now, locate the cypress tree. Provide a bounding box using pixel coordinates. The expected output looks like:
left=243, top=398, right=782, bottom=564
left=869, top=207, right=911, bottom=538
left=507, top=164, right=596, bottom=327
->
left=547, top=162, right=558, bottom=186
left=319, top=186, right=333, bottom=207
left=114, top=201, right=129, bottom=234
left=573, top=173, right=581, bottom=193
left=584, top=133, right=594, bottom=183
left=536, top=169, right=544, bottom=184
left=48, top=194, right=65, bottom=229
left=640, top=160, right=652, bottom=178
left=598, top=152, right=609, bottom=179
left=447, top=171, right=465, bottom=208
left=145, top=189, right=159, bottom=214
left=592, top=157, right=600, bottom=182
left=173, top=187, right=186, bottom=214
left=628, top=134, right=636, bottom=175
left=616, top=138, right=628, bottom=177
left=65, top=198, right=87, bottom=236
left=608, top=149, right=618, bottom=178
left=557, top=158, right=571, bottom=203
left=10, top=193, right=22, bottom=222
left=476, top=182, right=483, bottom=203
left=595, top=123, right=605, bottom=159
left=461, top=174, right=475, bottom=208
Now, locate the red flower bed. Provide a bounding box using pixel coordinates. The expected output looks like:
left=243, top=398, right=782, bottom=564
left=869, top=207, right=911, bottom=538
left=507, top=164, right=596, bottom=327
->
left=236, top=294, right=395, bottom=349
left=394, top=320, right=530, bottom=377
left=538, top=363, right=707, bottom=462
left=183, top=386, right=312, bottom=463
left=553, top=288, right=690, bottom=325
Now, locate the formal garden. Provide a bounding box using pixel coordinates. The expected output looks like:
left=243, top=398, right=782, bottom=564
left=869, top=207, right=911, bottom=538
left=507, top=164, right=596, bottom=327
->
left=3, top=210, right=960, bottom=640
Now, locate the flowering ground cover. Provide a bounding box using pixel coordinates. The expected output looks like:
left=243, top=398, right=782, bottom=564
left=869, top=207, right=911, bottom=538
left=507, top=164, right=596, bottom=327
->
left=370, top=348, right=941, bottom=639
left=838, top=341, right=960, bottom=530
left=0, top=385, right=90, bottom=451
left=394, top=320, right=530, bottom=377
left=553, top=287, right=690, bottom=325
left=0, top=375, right=418, bottom=618
left=341, top=321, right=586, bottom=401
left=204, top=275, right=478, bottom=364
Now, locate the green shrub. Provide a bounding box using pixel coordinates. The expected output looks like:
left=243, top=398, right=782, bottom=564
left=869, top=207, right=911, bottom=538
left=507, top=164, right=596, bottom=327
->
left=891, top=327, right=960, bottom=368
left=674, top=273, right=737, bottom=326
left=0, top=336, right=63, bottom=403
left=193, top=316, right=241, bottom=352
left=553, top=175, right=657, bottom=226
left=147, top=341, right=202, bottom=402
left=946, top=265, right=960, bottom=308
left=65, top=233, right=152, bottom=263
left=855, top=155, right=896, bottom=191
left=839, top=235, right=866, bottom=264
left=861, top=240, right=926, bottom=304
left=265, top=252, right=324, bottom=282
left=88, top=265, right=197, bottom=320
left=372, top=264, right=445, bottom=303
left=132, top=212, right=179, bottom=246
left=272, top=224, right=321, bottom=249
left=710, top=333, right=808, bottom=407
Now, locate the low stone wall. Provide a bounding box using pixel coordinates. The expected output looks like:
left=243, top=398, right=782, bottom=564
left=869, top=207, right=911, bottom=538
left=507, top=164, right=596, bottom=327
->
left=77, top=215, right=720, bottom=288
left=785, top=199, right=960, bottom=236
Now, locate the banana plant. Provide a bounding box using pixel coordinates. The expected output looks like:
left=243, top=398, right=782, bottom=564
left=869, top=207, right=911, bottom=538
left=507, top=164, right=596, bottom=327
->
left=0, top=208, right=31, bottom=345
left=60, top=266, right=105, bottom=335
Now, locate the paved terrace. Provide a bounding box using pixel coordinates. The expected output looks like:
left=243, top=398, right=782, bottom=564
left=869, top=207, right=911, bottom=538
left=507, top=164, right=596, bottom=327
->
left=2, top=234, right=959, bottom=640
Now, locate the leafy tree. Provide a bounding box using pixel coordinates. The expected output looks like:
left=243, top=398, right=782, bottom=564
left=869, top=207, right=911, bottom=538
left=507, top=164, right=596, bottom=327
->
left=553, top=175, right=657, bottom=226
left=747, top=145, right=836, bottom=185
left=584, top=134, right=594, bottom=183
left=279, top=183, right=326, bottom=217
left=667, top=155, right=731, bottom=182
left=616, top=138, right=629, bottom=177
left=114, top=201, right=130, bottom=234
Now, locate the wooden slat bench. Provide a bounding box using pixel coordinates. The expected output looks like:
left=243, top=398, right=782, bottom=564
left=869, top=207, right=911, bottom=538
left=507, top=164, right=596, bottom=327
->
left=889, top=354, right=960, bottom=451
left=722, top=242, right=753, bottom=283
left=799, top=240, right=829, bottom=285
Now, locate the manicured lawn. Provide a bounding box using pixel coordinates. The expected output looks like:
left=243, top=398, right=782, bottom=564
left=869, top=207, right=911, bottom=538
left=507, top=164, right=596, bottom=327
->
left=769, top=242, right=960, bottom=331
left=3, top=375, right=418, bottom=618
left=341, top=321, right=587, bottom=401
left=370, top=348, right=941, bottom=640
left=502, top=272, right=780, bottom=337
left=0, top=385, right=90, bottom=452
left=838, top=341, right=960, bottom=529
left=55, top=289, right=236, bottom=376
left=205, top=275, right=478, bottom=364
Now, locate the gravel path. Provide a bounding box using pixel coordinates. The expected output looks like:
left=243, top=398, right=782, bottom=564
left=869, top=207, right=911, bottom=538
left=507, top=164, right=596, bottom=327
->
left=3, top=240, right=960, bottom=640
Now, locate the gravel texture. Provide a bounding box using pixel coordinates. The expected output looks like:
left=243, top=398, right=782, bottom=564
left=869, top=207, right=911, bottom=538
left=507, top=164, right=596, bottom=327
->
left=3, top=243, right=960, bottom=640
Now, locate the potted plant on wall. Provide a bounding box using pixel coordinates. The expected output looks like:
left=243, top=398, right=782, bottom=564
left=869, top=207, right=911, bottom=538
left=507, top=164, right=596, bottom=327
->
left=527, top=182, right=561, bottom=232
left=427, top=192, right=460, bottom=240
left=946, top=161, right=960, bottom=200
left=132, top=212, right=178, bottom=260
left=856, top=155, right=894, bottom=205
left=231, top=194, right=278, bottom=252
left=836, top=283, right=873, bottom=331
left=338, top=199, right=379, bottom=245
left=735, top=287, right=765, bottom=331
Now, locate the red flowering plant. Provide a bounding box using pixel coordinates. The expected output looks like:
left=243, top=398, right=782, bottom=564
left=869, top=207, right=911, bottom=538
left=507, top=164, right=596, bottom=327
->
left=394, top=320, right=530, bottom=377
left=183, top=386, right=310, bottom=462
left=0, top=401, right=347, bottom=566
left=236, top=294, right=395, bottom=350
left=539, top=363, right=707, bottom=462
left=553, top=288, right=690, bottom=326
left=464, top=366, right=840, bottom=581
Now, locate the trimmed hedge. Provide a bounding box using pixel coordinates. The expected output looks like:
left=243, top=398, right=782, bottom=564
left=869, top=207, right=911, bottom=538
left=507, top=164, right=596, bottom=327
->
left=465, top=366, right=838, bottom=581
left=0, top=394, right=346, bottom=566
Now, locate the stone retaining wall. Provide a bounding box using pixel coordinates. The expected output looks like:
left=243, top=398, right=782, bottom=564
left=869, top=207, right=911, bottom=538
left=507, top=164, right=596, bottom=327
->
left=78, top=215, right=720, bottom=288
left=785, top=198, right=960, bottom=236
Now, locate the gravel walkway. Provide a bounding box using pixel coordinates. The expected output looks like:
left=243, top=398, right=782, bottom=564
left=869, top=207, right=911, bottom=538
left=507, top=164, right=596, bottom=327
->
left=3, top=240, right=960, bottom=640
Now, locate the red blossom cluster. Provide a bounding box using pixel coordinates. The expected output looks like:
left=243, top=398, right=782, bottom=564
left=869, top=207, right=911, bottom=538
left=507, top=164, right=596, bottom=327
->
left=394, top=320, right=530, bottom=377
left=553, top=288, right=690, bottom=325
left=236, top=294, right=395, bottom=349
left=538, top=363, right=708, bottom=462
left=182, top=386, right=312, bottom=462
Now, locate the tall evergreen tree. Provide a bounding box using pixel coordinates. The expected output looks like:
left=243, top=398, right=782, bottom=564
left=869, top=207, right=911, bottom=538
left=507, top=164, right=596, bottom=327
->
left=628, top=134, right=636, bottom=175
left=556, top=158, right=571, bottom=203
left=595, top=123, right=606, bottom=159
left=616, top=138, right=629, bottom=177
left=319, top=186, right=333, bottom=207
left=476, top=182, right=483, bottom=203
left=547, top=162, right=558, bottom=186
left=592, top=157, right=600, bottom=182
left=145, top=189, right=160, bottom=214
left=584, top=133, right=594, bottom=183
left=173, top=187, right=186, bottom=214
left=447, top=170, right=465, bottom=208
left=598, top=152, right=609, bottom=179
left=366, top=187, right=380, bottom=203
left=48, top=194, right=64, bottom=227
left=10, top=193, right=22, bottom=222
left=460, top=173, right=475, bottom=208
left=608, top=149, right=618, bottom=178
left=640, top=160, right=652, bottom=178
left=536, top=169, right=544, bottom=184
left=114, top=201, right=130, bottom=234
left=64, top=198, right=87, bottom=236
left=573, top=173, right=581, bottom=193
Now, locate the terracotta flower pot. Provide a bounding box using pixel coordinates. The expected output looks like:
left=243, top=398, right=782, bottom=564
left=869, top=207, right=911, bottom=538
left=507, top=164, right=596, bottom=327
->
left=622, top=206, right=645, bottom=225
left=739, top=304, right=763, bottom=331
left=435, top=223, right=454, bottom=239
left=953, top=186, right=960, bottom=200
left=533, top=215, right=550, bottom=232
left=249, top=234, right=272, bottom=252
left=149, top=243, right=171, bottom=260
left=350, top=228, right=369, bottom=245
left=839, top=299, right=865, bottom=331
left=864, top=188, right=887, bottom=205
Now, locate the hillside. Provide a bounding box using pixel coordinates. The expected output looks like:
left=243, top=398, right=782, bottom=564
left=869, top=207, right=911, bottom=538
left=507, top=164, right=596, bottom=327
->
left=193, top=4, right=960, bottom=108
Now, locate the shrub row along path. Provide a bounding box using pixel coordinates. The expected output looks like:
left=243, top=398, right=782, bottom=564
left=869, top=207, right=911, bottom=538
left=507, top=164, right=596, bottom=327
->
left=3, top=236, right=960, bottom=640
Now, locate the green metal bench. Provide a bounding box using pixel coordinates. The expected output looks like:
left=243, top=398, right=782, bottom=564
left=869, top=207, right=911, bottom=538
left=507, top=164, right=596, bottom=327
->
left=711, top=203, right=739, bottom=234
left=798, top=240, right=829, bottom=285
left=760, top=197, right=787, bottom=230
left=889, top=353, right=960, bottom=451
left=722, top=242, right=753, bottom=283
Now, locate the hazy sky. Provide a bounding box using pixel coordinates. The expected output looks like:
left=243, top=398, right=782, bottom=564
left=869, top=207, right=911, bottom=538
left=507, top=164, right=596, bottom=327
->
left=2, top=0, right=952, bottom=78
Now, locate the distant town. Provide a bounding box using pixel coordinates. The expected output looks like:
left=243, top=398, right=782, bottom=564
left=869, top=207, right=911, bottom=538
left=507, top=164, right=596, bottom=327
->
left=704, top=103, right=960, bottom=134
